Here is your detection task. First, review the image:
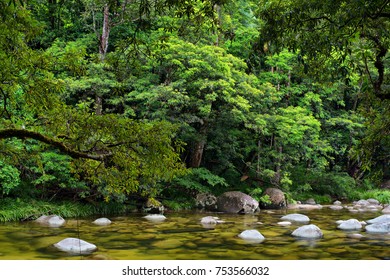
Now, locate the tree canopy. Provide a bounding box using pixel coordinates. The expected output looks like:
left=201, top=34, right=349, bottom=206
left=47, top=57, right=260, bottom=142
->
left=0, top=0, right=389, bottom=206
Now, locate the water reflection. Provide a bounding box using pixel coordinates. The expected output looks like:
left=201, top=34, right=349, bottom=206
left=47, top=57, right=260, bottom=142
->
left=0, top=208, right=389, bottom=260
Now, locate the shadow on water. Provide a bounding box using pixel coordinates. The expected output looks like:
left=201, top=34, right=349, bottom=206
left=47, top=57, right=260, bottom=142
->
left=0, top=208, right=389, bottom=260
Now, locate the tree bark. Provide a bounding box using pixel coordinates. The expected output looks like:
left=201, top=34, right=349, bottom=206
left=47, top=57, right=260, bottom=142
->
left=99, top=3, right=110, bottom=61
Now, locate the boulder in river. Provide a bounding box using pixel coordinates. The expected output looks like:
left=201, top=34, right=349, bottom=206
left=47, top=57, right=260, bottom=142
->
left=291, top=224, right=323, bottom=239
left=337, top=219, right=362, bottom=230
left=35, top=215, right=65, bottom=227
left=93, top=218, right=111, bottom=226
left=54, top=238, right=97, bottom=254
left=260, top=188, right=286, bottom=209
left=280, top=213, right=310, bottom=223
left=366, top=214, right=390, bottom=224
left=238, top=230, right=265, bottom=242
left=217, top=191, right=259, bottom=214
left=143, top=214, right=166, bottom=222
left=365, top=222, right=390, bottom=233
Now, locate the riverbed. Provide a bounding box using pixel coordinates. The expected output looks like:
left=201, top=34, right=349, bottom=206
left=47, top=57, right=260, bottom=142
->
left=0, top=208, right=389, bottom=260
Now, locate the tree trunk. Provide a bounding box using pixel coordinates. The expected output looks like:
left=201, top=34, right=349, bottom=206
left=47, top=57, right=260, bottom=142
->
left=188, top=139, right=206, bottom=168
left=188, top=123, right=208, bottom=168
left=99, top=4, right=110, bottom=61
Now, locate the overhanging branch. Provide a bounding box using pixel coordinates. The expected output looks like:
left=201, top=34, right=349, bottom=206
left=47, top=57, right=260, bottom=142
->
left=0, top=128, right=113, bottom=161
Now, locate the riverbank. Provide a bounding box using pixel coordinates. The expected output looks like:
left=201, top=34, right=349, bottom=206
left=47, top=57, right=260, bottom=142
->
left=1, top=188, right=389, bottom=222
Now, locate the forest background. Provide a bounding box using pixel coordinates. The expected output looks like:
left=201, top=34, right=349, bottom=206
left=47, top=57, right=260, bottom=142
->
left=0, top=0, right=389, bottom=221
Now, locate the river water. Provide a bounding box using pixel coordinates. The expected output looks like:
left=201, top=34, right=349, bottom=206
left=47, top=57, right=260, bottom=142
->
left=0, top=208, right=389, bottom=260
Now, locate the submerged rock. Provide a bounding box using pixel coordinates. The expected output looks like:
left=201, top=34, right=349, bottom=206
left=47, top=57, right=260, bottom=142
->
left=287, top=204, right=322, bottom=210
left=217, top=191, right=259, bottom=214
left=366, top=214, right=390, bottom=224
left=337, top=219, right=362, bottom=230
left=238, top=230, right=265, bottom=242
left=200, top=216, right=224, bottom=225
left=347, top=233, right=364, bottom=239
left=54, top=238, right=97, bottom=254
left=35, top=215, right=65, bottom=227
left=277, top=221, right=292, bottom=226
left=93, top=218, right=111, bottom=226
left=280, top=213, right=310, bottom=223
left=329, top=205, right=343, bottom=210
left=143, top=214, right=167, bottom=222
left=292, top=224, right=323, bottom=239
left=365, top=222, right=390, bottom=233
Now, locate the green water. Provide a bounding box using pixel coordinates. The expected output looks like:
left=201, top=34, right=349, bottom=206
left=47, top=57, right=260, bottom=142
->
left=0, top=208, right=389, bottom=260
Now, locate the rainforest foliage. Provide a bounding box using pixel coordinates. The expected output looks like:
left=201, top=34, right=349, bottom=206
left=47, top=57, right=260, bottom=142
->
left=0, top=0, right=389, bottom=211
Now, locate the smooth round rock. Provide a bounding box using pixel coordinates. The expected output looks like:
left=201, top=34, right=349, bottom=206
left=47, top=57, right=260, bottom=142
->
left=337, top=219, right=362, bottom=230
left=365, top=222, right=390, bottom=233
left=347, top=233, right=364, bottom=239
left=366, top=214, right=390, bottom=224
left=238, top=230, right=265, bottom=242
left=280, top=213, right=310, bottom=223
left=291, top=224, right=323, bottom=239
left=54, top=238, right=97, bottom=254
left=329, top=205, right=343, bottom=210
left=35, top=215, right=65, bottom=227
left=333, top=200, right=342, bottom=205
left=143, top=214, right=167, bottom=222
left=93, top=218, right=111, bottom=226
left=277, top=221, right=292, bottom=226
left=200, top=216, right=224, bottom=224
left=382, top=206, right=390, bottom=214
left=367, top=198, right=380, bottom=205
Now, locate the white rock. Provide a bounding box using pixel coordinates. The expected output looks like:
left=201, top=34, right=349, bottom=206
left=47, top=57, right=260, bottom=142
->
left=280, top=213, right=310, bottom=223
left=382, top=206, right=390, bottom=214
left=366, top=214, right=390, bottom=224
left=143, top=214, right=166, bottom=222
left=277, top=221, right=292, bottom=226
left=355, top=199, right=370, bottom=206
left=200, top=216, right=224, bottom=224
left=347, top=233, right=364, bottom=239
left=336, top=220, right=345, bottom=225
left=93, top=218, right=111, bottom=226
left=367, top=198, right=380, bottom=205
left=329, top=205, right=343, bottom=210
left=337, top=219, right=362, bottom=230
left=333, top=200, right=342, bottom=205
left=292, top=224, right=323, bottom=239
left=238, top=230, right=265, bottom=241
left=35, top=215, right=65, bottom=227
left=365, top=222, right=390, bottom=233
left=54, top=238, right=97, bottom=254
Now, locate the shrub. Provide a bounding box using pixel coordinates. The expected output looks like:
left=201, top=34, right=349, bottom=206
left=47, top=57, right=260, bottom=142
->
left=0, top=161, right=21, bottom=196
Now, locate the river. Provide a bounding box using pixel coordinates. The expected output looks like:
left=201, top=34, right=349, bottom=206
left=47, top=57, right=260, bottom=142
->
left=0, top=208, right=389, bottom=260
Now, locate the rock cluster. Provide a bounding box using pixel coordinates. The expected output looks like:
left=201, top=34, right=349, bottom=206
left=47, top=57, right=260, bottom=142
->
left=35, top=215, right=65, bottom=227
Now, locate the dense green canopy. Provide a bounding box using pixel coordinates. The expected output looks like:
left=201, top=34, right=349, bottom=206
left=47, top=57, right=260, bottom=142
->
left=0, top=0, right=389, bottom=206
